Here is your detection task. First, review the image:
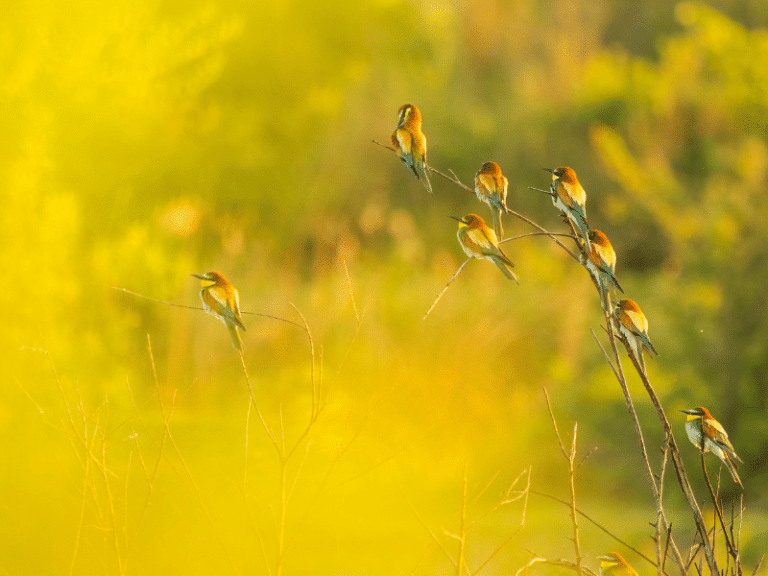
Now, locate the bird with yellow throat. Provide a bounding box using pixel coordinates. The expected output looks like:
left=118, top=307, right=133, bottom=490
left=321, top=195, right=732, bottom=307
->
left=391, top=103, right=432, bottom=193
left=192, top=271, right=246, bottom=352
left=598, top=553, right=638, bottom=576
left=681, top=406, right=744, bottom=488
left=474, top=161, right=509, bottom=239
left=543, top=166, right=590, bottom=250
left=451, top=213, right=519, bottom=283
left=583, top=229, right=623, bottom=308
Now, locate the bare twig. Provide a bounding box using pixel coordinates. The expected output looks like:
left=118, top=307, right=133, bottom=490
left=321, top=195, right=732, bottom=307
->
left=593, top=312, right=688, bottom=574
left=699, top=450, right=740, bottom=565
left=105, top=284, right=307, bottom=331
left=423, top=259, right=470, bottom=320
left=543, top=388, right=582, bottom=576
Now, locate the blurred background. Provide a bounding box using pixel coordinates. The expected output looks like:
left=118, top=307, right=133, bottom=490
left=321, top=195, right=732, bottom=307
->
left=2, top=0, right=767, bottom=573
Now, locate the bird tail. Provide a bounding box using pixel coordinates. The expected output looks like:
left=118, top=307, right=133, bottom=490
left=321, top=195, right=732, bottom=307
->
left=640, top=334, right=659, bottom=357
left=493, top=259, right=520, bottom=284
left=418, top=162, right=433, bottom=194
left=598, top=278, right=610, bottom=310
left=491, top=208, right=503, bottom=239
left=725, top=455, right=744, bottom=489
left=227, top=322, right=243, bottom=352
left=606, top=269, right=623, bottom=293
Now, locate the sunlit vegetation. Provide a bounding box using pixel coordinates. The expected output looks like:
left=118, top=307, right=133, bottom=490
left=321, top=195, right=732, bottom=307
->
left=3, top=0, right=767, bottom=574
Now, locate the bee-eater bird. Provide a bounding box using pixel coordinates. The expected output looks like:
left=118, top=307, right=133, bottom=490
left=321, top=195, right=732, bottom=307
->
left=583, top=229, right=623, bottom=308
left=598, top=553, right=638, bottom=576
left=681, top=406, right=744, bottom=488
left=391, top=103, right=432, bottom=194
left=543, top=166, right=590, bottom=249
left=451, top=213, right=519, bottom=283
left=474, top=161, right=508, bottom=239
left=613, top=298, right=658, bottom=372
left=192, top=271, right=246, bottom=352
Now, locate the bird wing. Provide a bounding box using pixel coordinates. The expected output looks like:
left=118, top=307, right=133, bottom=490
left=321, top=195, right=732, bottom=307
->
left=466, top=224, right=496, bottom=251
left=471, top=226, right=514, bottom=266
left=703, top=418, right=742, bottom=462
left=497, top=174, right=508, bottom=211
left=558, top=188, right=588, bottom=227
left=624, top=309, right=657, bottom=355
left=206, top=285, right=242, bottom=327
left=231, top=289, right=246, bottom=330
left=592, top=249, right=623, bottom=292
left=393, top=128, right=412, bottom=155
left=476, top=173, right=494, bottom=198
left=624, top=308, right=648, bottom=333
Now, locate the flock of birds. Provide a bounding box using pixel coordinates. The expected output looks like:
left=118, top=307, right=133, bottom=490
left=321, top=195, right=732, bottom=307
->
left=185, top=101, right=745, bottom=576
left=389, top=102, right=746, bottom=571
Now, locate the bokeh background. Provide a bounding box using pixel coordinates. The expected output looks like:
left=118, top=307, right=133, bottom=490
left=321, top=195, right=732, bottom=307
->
left=2, top=0, right=768, bottom=573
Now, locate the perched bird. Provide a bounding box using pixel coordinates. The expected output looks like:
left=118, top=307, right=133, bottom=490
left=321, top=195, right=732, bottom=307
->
left=451, top=213, right=519, bottom=283
left=598, top=553, right=638, bottom=576
left=192, top=271, right=246, bottom=352
left=474, top=161, right=509, bottom=239
left=543, top=166, right=590, bottom=249
left=391, top=103, right=432, bottom=193
left=681, top=406, right=744, bottom=488
left=613, top=298, right=658, bottom=372
left=583, top=229, right=623, bottom=308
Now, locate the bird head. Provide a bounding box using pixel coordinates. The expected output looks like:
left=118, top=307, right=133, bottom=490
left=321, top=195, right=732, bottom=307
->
left=615, top=299, right=639, bottom=313
left=544, top=166, right=577, bottom=184
left=192, top=271, right=225, bottom=287
left=477, top=161, right=501, bottom=176
left=396, top=103, right=419, bottom=127
left=681, top=406, right=711, bottom=420
left=449, top=215, right=468, bottom=228
left=589, top=229, right=608, bottom=246
left=598, top=553, right=635, bottom=576
left=451, top=214, right=485, bottom=230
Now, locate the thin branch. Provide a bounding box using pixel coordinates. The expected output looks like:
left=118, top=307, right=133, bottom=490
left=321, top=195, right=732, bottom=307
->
left=343, top=259, right=360, bottom=324
left=499, top=231, right=576, bottom=244
left=423, top=259, right=470, bottom=320
left=105, top=284, right=307, bottom=331
left=399, top=485, right=458, bottom=568
left=594, top=312, right=688, bottom=574
left=542, top=389, right=582, bottom=576
left=530, top=490, right=662, bottom=572
left=699, top=450, right=739, bottom=563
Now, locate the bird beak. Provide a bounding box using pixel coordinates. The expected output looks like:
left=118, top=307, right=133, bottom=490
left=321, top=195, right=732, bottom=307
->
left=191, top=273, right=207, bottom=280
left=542, top=168, right=555, bottom=174
left=680, top=409, right=696, bottom=415
left=449, top=215, right=464, bottom=223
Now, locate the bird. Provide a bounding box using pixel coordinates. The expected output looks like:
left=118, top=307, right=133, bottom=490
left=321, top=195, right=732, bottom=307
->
left=583, top=229, right=623, bottom=308
left=474, top=161, right=508, bottom=239
left=391, top=103, right=432, bottom=193
left=613, top=298, right=658, bottom=372
left=192, top=271, right=246, bottom=352
left=451, top=213, right=519, bottom=283
left=543, top=166, right=590, bottom=250
left=681, top=406, right=744, bottom=488
left=598, top=553, right=638, bottom=576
